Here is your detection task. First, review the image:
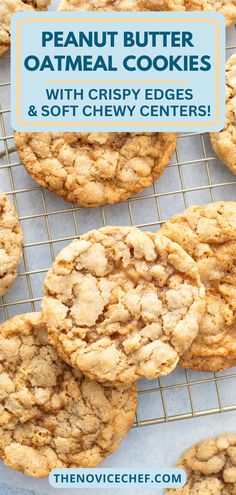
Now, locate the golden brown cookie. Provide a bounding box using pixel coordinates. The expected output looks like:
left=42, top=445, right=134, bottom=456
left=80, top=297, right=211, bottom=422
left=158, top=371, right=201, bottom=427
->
left=0, top=0, right=50, bottom=56
left=166, top=434, right=236, bottom=495
left=0, top=191, right=23, bottom=298
left=58, top=0, right=236, bottom=27
left=14, top=132, right=177, bottom=207
left=58, top=0, right=169, bottom=10
left=160, top=201, right=236, bottom=372
left=41, top=226, right=205, bottom=384
left=210, top=55, right=236, bottom=174
left=0, top=312, right=137, bottom=477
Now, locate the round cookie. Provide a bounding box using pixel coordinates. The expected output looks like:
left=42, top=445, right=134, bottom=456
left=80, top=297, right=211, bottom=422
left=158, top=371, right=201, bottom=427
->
left=0, top=312, right=137, bottom=477
left=160, top=201, right=236, bottom=372
left=210, top=55, right=236, bottom=174
left=166, top=434, right=236, bottom=495
left=58, top=0, right=236, bottom=27
left=0, top=191, right=23, bottom=298
left=41, top=226, right=205, bottom=384
left=0, top=0, right=50, bottom=56
left=14, top=133, right=177, bottom=207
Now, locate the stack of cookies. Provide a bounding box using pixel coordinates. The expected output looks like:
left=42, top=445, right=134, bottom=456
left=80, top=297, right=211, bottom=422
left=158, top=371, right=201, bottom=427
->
left=57, top=0, right=236, bottom=28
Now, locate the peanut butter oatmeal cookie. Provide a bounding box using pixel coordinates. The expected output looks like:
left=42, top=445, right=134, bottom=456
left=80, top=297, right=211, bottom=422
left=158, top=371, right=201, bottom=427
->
left=41, top=226, right=205, bottom=384
left=0, top=312, right=137, bottom=477
left=0, top=0, right=50, bottom=56
left=210, top=55, right=236, bottom=174
left=166, top=434, right=236, bottom=495
left=0, top=191, right=23, bottom=298
left=58, top=0, right=236, bottom=27
left=14, top=133, right=177, bottom=207
left=161, top=201, right=236, bottom=372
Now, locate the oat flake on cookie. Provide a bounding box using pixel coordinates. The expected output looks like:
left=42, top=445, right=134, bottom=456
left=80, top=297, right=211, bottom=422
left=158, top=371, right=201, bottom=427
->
left=58, top=0, right=236, bottom=27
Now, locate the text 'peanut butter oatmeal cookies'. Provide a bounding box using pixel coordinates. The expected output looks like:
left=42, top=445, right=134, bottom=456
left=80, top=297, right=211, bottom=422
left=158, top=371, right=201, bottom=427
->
left=160, top=201, right=236, bottom=372
left=58, top=0, right=236, bottom=27
left=166, top=434, right=236, bottom=495
left=41, top=226, right=205, bottom=384
left=14, top=133, right=177, bottom=208
left=210, top=55, right=236, bottom=174
left=0, top=0, right=50, bottom=56
left=0, top=312, right=137, bottom=478
left=0, top=191, right=23, bottom=298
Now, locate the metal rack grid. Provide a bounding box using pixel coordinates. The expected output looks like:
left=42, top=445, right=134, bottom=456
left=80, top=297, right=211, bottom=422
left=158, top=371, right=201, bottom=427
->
left=1, top=24, right=236, bottom=431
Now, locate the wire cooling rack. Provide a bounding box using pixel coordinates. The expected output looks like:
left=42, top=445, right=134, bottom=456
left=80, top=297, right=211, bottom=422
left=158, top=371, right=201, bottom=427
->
left=0, top=24, right=236, bottom=432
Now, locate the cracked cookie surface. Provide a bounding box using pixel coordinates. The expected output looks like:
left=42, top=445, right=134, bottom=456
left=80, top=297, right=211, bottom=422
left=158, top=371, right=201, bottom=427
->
left=0, top=312, right=137, bottom=477
left=58, top=0, right=236, bottom=27
left=161, top=201, right=236, bottom=372
left=210, top=55, right=236, bottom=174
left=0, top=191, right=23, bottom=298
left=14, top=133, right=177, bottom=207
left=166, top=434, right=236, bottom=495
left=42, top=226, right=205, bottom=384
left=0, top=0, right=50, bottom=56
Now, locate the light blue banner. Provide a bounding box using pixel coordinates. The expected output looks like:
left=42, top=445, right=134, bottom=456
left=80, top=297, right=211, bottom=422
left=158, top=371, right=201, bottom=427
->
left=11, top=12, right=225, bottom=132
left=49, top=468, right=186, bottom=488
